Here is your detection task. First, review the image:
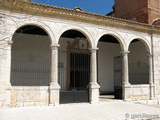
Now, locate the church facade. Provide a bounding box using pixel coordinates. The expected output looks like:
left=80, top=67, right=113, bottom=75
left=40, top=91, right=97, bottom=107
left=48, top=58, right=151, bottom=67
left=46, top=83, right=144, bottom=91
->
left=0, top=0, right=160, bottom=107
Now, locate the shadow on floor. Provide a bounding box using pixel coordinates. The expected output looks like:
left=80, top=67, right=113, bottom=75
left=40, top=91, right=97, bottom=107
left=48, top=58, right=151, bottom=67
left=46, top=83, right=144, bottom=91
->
left=99, top=95, right=123, bottom=102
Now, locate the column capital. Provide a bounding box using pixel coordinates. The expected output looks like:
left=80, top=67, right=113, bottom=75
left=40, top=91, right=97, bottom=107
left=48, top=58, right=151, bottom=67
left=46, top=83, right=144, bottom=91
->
left=50, top=44, right=60, bottom=50
left=89, top=48, right=99, bottom=53
left=120, top=50, right=130, bottom=55
left=7, top=41, right=13, bottom=46
left=147, top=53, right=153, bottom=58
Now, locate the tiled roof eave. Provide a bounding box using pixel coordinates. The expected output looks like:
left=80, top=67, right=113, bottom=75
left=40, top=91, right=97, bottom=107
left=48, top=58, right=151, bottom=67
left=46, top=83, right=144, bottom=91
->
left=1, top=1, right=160, bottom=33
left=29, top=2, right=160, bottom=32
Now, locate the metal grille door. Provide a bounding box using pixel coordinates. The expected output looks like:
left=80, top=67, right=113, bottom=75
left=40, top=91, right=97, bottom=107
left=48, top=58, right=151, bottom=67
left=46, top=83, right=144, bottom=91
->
left=114, top=56, right=122, bottom=99
left=59, top=51, right=90, bottom=103
left=11, top=55, right=51, bottom=86
left=129, top=61, right=149, bottom=84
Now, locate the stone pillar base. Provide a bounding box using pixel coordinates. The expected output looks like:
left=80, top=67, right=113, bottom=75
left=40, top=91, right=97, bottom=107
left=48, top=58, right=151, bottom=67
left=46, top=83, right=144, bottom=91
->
left=150, top=83, right=155, bottom=100
left=5, top=87, right=11, bottom=107
left=122, top=83, right=131, bottom=101
left=0, top=83, right=12, bottom=108
left=49, top=83, right=60, bottom=106
left=89, top=82, right=100, bottom=104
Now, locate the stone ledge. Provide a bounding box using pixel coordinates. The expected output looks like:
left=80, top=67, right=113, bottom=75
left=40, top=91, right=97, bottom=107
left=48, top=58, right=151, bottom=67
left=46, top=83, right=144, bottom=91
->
left=49, top=83, right=60, bottom=90
left=12, top=86, right=49, bottom=90
left=130, top=84, right=150, bottom=88
left=134, top=100, right=160, bottom=105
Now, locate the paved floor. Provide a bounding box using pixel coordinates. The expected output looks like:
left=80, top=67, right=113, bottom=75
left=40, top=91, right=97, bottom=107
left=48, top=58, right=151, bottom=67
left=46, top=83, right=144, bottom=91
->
left=0, top=100, right=160, bottom=120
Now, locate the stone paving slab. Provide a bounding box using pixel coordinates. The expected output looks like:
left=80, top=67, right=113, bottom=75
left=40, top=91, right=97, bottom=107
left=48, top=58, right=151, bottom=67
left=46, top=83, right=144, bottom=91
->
left=0, top=102, right=160, bottom=120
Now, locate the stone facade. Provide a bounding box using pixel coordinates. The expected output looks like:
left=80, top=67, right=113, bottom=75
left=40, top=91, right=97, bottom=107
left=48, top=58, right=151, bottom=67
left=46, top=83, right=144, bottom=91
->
left=0, top=0, right=160, bottom=107
left=125, top=85, right=150, bottom=101
left=11, top=87, right=49, bottom=107
left=152, top=34, right=160, bottom=101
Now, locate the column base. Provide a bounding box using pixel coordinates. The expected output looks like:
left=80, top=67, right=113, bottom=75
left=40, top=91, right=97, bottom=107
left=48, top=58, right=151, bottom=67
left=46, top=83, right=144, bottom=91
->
left=89, top=82, right=100, bottom=104
left=0, top=83, right=12, bottom=108
left=149, top=83, right=155, bottom=100
left=122, top=83, right=131, bottom=100
left=6, top=83, right=12, bottom=107
left=122, top=82, right=131, bottom=86
left=49, top=103, right=59, bottom=106
left=49, top=83, right=60, bottom=106
left=150, top=97, right=155, bottom=100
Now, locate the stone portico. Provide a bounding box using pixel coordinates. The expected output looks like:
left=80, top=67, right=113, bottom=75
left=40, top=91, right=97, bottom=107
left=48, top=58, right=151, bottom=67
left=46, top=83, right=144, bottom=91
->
left=0, top=1, right=160, bottom=107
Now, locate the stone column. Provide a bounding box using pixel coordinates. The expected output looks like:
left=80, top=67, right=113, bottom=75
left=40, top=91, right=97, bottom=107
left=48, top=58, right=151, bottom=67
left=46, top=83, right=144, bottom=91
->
left=89, top=48, right=100, bottom=104
left=49, top=44, right=60, bottom=106
left=5, top=40, right=13, bottom=106
left=1, top=40, right=13, bottom=107
left=147, top=53, right=154, bottom=100
left=121, top=51, right=131, bottom=100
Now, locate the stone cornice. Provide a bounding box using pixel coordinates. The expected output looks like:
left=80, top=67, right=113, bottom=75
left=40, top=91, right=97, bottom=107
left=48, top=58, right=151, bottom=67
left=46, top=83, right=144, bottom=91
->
left=1, top=0, right=160, bottom=34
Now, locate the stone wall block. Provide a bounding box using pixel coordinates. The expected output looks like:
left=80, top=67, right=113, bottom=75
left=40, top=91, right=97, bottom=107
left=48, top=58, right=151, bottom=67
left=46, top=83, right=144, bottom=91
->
left=11, top=87, right=49, bottom=107
left=49, top=83, right=60, bottom=106
left=89, top=82, right=100, bottom=104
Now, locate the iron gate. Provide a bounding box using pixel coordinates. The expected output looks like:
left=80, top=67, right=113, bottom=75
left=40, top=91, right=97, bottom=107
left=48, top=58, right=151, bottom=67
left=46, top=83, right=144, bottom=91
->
left=129, top=61, right=149, bottom=84
left=114, top=56, right=122, bottom=99
left=11, top=54, right=51, bottom=86
left=58, top=51, right=90, bottom=103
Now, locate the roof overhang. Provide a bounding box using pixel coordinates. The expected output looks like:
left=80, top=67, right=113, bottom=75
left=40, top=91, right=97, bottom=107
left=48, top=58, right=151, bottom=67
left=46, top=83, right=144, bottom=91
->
left=1, top=0, right=160, bottom=34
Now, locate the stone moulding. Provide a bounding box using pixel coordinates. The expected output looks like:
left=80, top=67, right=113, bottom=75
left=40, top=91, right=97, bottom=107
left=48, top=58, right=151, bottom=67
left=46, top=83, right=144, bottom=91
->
left=1, top=0, right=160, bottom=34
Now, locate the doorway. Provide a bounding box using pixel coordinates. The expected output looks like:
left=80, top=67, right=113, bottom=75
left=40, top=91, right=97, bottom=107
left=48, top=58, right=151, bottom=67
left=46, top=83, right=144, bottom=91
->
left=59, top=51, right=90, bottom=103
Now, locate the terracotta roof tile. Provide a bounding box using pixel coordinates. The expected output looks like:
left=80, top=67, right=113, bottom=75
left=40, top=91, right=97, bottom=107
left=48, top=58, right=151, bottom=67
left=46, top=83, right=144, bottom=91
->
left=29, top=2, right=153, bottom=27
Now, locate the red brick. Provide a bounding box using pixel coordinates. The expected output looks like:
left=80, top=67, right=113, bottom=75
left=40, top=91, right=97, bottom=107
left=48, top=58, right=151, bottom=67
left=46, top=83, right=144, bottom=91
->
left=114, top=0, right=160, bottom=25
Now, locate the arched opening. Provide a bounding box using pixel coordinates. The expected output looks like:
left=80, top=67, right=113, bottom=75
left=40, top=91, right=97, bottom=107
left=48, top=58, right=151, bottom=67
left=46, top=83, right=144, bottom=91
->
left=98, top=35, right=122, bottom=100
left=129, top=39, right=149, bottom=84
left=58, top=30, right=90, bottom=104
left=11, top=25, right=51, bottom=106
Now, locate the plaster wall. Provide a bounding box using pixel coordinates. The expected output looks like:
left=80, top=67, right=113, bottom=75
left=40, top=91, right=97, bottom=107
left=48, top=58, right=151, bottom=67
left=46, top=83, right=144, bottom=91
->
left=98, top=41, right=148, bottom=92
left=129, top=41, right=148, bottom=64
left=98, top=42, right=120, bottom=92
left=58, top=37, right=75, bottom=91
left=10, top=34, right=51, bottom=107
left=11, top=33, right=51, bottom=86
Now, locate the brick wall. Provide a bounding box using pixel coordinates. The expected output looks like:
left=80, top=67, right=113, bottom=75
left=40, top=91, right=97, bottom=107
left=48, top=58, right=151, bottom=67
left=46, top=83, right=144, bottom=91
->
left=114, top=0, right=160, bottom=25
left=114, top=0, right=148, bottom=23
left=148, top=0, right=160, bottom=24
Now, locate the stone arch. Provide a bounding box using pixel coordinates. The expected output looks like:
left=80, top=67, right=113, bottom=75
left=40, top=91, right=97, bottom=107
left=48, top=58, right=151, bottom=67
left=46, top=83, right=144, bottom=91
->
left=97, top=30, right=124, bottom=99
left=58, top=25, right=93, bottom=104
left=152, top=18, right=160, bottom=26
left=10, top=21, right=53, bottom=106
left=57, top=26, right=94, bottom=48
left=10, top=21, right=55, bottom=44
left=96, top=30, right=126, bottom=51
left=11, top=23, right=52, bottom=86
left=128, top=36, right=150, bottom=85
left=127, top=36, right=151, bottom=54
